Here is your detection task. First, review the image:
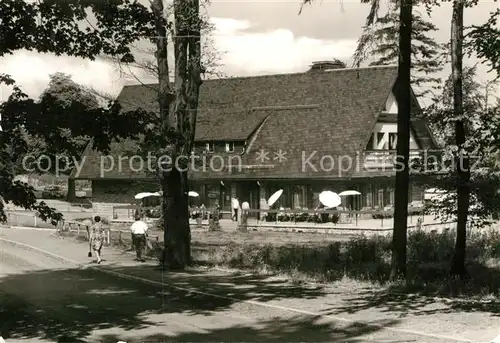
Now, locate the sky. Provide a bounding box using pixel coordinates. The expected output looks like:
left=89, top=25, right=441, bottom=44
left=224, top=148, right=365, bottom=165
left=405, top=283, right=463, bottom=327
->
left=0, top=0, right=499, bottom=103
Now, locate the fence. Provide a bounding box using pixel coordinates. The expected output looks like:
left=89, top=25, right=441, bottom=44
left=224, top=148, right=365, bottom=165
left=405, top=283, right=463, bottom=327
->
left=4, top=206, right=457, bottom=235
left=112, top=204, right=444, bottom=228
left=6, top=202, right=92, bottom=213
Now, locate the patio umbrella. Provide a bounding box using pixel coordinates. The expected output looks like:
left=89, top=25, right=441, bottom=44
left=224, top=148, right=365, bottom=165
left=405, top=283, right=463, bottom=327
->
left=134, top=192, right=155, bottom=200
left=188, top=191, right=199, bottom=197
left=319, top=191, right=341, bottom=208
left=339, top=190, right=361, bottom=196
left=267, top=189, right=283, bottom=206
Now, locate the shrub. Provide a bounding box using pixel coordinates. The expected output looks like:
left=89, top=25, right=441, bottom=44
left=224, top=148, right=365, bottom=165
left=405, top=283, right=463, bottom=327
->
left=407, top=230, right=455, bottom=264
left=194, top=229, right=500, bottom=293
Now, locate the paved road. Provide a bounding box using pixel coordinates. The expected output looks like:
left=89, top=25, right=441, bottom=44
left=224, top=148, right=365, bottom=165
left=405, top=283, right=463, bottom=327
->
left=1, top=229, right=496, bottom=343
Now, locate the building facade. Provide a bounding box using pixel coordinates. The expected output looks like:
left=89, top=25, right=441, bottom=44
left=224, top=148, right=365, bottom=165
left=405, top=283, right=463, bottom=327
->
left=72, top=63, right=439, bottom=216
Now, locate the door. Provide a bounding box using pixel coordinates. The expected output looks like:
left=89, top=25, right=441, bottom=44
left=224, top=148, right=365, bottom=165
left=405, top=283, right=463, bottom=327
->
left=238, top=181, right=260, bottom=218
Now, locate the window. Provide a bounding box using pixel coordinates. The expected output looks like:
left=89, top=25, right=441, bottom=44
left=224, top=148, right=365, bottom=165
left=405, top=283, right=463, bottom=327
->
left=365, top=184, right=372, bottom=208
left=377, top=133, right=385, bottom=149
left=366, top=134, right=374, bottom=150
left=378, top=189, right=384, bottom=208
left=205, top=142, right=214, bottom=153
left=389, top=133, right=397, bottom=149
left=205, top=184, right=220, bottom=209
left=225, top=142, right=234, bottom=152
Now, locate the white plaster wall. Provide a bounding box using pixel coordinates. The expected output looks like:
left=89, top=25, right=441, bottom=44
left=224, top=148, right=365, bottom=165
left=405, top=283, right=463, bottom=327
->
left=370, top=123, right=419, bottom=150
left=385, top=92, right=398, bottom=113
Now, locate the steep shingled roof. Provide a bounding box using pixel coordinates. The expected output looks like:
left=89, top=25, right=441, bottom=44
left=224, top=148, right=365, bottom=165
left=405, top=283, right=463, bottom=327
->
left=73, top=65, right=430, bottom=180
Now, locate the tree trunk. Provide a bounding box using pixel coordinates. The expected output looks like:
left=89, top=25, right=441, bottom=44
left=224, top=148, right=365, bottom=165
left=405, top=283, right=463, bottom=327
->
left=67, top=178, right=76, bottom=202
left=450, top=0, right=470, bottom=279
left=162, top=166, right=191, bottom=269
left=159, top=0, right=201, bottom=270
left=390, top=0, right=412, bottom=281
left=151, top=0, right=187, bottom=270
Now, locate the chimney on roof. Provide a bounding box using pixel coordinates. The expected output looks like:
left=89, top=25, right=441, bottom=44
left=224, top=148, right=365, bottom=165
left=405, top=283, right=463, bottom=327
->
left=309, top=59, right=347, bottom=72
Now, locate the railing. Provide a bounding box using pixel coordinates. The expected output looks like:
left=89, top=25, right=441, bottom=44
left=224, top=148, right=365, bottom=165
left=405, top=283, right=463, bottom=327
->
left=111, top=204, right=432, bottom=227
left=5, top=202, right=92, bottom=213
left=3, top=207, right=458, bottom=234
left=363, top=150, right=433, bottom=170
left=240, top=208, right=424, bottom=228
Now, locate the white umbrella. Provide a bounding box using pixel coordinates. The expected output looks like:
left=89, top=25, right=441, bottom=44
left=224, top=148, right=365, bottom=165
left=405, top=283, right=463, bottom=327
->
left=319, top=191, right=341, bottom=208
left=339, top=190, right=361, bottom=196
left=134, top=192, right=155, bottom=200
left=188, top=191, right=199, bottom=197
left=267, top=189, right=283, bottom=206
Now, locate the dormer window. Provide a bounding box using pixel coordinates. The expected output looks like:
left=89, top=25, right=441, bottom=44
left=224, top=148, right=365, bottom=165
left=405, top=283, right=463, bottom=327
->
left=225, top=142, right=234, bottom=152
left=205, top=142, right=214, bottom=153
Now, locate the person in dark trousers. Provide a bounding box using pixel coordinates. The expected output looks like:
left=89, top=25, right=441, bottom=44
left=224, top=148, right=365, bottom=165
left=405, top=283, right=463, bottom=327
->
left=231, top=197, right=239, bottom=221
left=130, top=214, right=148, bottom=262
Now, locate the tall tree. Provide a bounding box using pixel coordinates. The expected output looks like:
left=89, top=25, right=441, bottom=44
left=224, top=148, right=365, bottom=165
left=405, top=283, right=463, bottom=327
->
left=353, top=2, right=443, bottom=98
left=449, top=0, right=469, bottom=278
left=300, top=0, right=415, bottom=279
left=390, top=0, right=413, bottom=280
left=423, top=66, right=499, bottom=228
left=1, top=1, right=204, bottom=270
left=141, top=0, right=203, bottom=269
left=40, top=73, right=99, bottom=201
left=0, top=0, right=156, bottom=223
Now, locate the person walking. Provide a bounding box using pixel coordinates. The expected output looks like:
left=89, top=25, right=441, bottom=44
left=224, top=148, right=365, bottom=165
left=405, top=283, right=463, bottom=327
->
left=89, top=216, right=105, bottom=264
left=231, top=197, right=240, bottom=221
left=130, top=214, right=148, bottom=262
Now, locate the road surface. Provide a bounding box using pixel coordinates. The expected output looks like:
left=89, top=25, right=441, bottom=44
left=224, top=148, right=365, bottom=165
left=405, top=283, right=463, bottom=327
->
left=0, top=232, right=494, bottom=343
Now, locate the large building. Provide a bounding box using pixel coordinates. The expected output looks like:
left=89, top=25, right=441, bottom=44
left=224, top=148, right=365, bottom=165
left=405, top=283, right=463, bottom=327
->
left=71, top=62, right=439, bottom=216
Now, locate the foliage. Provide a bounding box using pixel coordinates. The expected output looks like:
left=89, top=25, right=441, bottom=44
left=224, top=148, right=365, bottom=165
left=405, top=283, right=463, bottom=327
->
left=12, top=73, right=102, bottom=175
left=0, top=0, right=158, bottom=223
left=352, top=1, right=444, bottom=98
left=425, top=65, right=485, bottom=146
left=467, top=8, right=500, bottom=75
left=197, top=229, right=500, bottom=296
left=421, top=66, right=500, bottom=228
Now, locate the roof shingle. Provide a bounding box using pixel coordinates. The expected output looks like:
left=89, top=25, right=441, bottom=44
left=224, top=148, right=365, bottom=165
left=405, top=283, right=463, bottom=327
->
left=74, top=65, right=420, bottom=180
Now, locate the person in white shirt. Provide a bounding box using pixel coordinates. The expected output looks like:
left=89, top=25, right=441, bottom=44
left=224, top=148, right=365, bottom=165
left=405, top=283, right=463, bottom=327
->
left=231, top=197, right=240, bottom=221
left=130, top=214, right=148, bottom=262
left=241, top=201, right=250, bottom=225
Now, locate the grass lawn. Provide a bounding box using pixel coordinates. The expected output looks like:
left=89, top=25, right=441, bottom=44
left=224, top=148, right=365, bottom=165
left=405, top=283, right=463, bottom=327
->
left=54, top=220, right=500, bottom=300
